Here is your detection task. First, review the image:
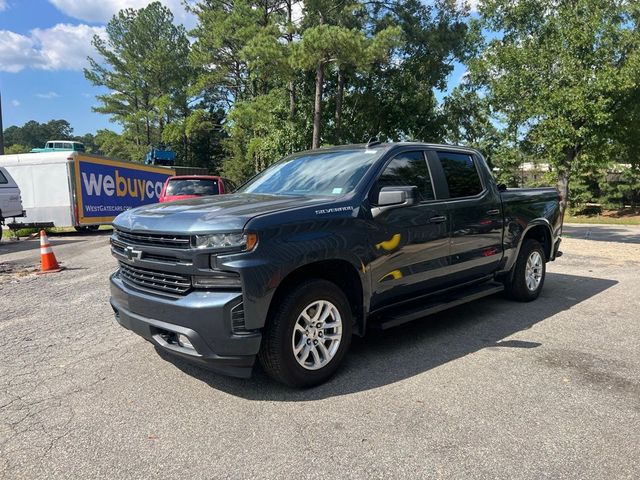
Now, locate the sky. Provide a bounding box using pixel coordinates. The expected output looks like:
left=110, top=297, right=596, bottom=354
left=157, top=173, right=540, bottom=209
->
left=0, top=0, right=469, bottom=137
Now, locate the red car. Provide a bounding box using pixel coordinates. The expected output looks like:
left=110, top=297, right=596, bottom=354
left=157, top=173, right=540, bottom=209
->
left=159, top=175, right=236, bottom=203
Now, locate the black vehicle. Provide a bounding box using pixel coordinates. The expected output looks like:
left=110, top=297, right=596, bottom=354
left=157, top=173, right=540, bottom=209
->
left=109, top=143, right=562, bottom=387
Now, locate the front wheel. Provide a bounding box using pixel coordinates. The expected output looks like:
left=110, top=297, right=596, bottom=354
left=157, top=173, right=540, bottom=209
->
left=504, top=239, right=546, bottom=302
left=259, top=279, right=353, bottom=388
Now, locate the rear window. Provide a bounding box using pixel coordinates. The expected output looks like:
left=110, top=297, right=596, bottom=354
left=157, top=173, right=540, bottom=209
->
left=166, top=179, right=219, bottom=196
left=437, top=151, right=483, bottom=198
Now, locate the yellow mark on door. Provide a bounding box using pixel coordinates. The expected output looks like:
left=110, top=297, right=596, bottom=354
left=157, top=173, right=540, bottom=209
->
left=376, top=233, right=401, bottom=251
left=379, top=269, right=403, bottom=282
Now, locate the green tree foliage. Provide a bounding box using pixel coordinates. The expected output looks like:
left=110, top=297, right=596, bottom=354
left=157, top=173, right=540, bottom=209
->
left=471, top=0, right=640, bottom=215
left=188, top=0, right=473, bottom=182
left=85, top=1, right=192, bottom=163
left=4, top=144, right=30, bottom=154
left=3, top=119, right=73, bottom=150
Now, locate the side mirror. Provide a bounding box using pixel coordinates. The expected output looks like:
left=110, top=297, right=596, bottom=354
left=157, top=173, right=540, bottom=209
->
left=497, top=183, right=507, bottom=192
left=372, top=186, right=417, bottom=217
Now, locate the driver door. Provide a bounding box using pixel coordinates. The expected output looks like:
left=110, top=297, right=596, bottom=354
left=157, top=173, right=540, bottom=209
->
left=369, top=150, right=451, bottom=309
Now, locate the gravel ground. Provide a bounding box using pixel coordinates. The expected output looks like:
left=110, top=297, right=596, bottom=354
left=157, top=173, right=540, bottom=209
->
left=0, top=226, right=639, bottom=479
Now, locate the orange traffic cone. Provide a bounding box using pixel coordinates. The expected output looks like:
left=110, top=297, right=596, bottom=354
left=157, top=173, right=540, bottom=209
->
left=37, top=230, right=63, bottom=274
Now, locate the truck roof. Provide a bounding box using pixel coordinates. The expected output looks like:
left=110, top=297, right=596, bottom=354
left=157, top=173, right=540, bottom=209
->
left=307, top=142, right=482, bottom=156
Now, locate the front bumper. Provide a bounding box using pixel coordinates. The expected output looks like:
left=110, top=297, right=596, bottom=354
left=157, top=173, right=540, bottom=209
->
left=110, top=271, right=262, bottom=378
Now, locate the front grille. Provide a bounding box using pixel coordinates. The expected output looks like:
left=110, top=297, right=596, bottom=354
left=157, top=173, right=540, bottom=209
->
left=111, top=238, right=191, bottom=265
left=119, top=262, right=191, bottom=296
left=114, top=228, right=191, bottom=249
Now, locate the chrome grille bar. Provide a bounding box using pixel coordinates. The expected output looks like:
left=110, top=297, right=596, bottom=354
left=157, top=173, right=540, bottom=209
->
left=114, top=228, right=190, bottom=249
left=119, top=262, right=191, bottom=295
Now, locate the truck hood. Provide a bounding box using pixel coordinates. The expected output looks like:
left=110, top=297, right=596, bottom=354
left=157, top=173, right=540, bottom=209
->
left=113, top=193, right=328, bottom=233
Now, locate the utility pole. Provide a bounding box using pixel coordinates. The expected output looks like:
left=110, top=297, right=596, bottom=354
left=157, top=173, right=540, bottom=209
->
left=0, top=91, right=4, bottom=155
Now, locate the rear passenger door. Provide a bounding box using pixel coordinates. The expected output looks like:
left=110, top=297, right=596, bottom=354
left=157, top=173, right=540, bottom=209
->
left=369, top=149, right=451, bottom=308
left=429, top=150, right=503, bottom=283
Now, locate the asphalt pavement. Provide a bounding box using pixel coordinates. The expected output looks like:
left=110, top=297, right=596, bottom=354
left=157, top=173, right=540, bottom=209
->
left=0, top=225, right=639, bottom=479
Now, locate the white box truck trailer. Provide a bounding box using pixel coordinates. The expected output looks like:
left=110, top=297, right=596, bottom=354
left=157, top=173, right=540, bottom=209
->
left=0, top=151, right=175, bottom=232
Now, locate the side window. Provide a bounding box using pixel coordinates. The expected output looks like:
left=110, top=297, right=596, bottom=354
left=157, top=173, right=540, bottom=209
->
left=437, top=151, right=483, bottom=198
left=376, top=151, right=435, bottom=202
left=0, top=171, right=7, bottom=184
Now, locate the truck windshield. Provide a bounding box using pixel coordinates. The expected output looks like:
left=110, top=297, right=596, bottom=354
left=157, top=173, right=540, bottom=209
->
left=166, top=179, right=219, bottom=196
left=237, top=149, right=382, bottom=196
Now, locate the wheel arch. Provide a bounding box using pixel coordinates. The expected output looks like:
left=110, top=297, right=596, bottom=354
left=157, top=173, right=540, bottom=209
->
left=520, top=220, right=553, bottom=261
left=266, top=259, right=366, bottom=337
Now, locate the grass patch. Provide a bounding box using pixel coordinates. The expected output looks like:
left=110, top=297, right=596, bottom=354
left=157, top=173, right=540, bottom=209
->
left=5, top=225, right=113, bottom=238
left=565, top=212, right=640, bottom=225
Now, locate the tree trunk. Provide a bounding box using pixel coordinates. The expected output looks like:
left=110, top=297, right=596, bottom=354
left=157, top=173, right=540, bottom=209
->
left=557, top=169, right=569, bottom=219
left=334, top=68, right=345, bottom=144
left=557, top=147, right=577, bottom=221
left=312, top=62, right=324, bottom=149
left=289, top=81, right=296, bottom=119
left=286, top=1, right=296, bottom=119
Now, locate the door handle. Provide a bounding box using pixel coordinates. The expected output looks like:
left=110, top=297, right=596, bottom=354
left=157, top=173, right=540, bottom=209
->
left=486, top=209, right=500, bottom=216
left=429, top=215, right=447, bottom=223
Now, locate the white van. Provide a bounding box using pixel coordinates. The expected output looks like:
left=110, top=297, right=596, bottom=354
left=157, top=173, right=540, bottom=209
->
left=0, top=166, right=24, bottom=241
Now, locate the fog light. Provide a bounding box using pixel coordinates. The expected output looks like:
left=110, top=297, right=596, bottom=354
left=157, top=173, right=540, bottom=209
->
left=177, top=334, right=194, bottom=350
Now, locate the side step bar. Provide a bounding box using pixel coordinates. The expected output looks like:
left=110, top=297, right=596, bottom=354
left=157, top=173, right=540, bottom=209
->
left=373, top=281, right=505, bottom=330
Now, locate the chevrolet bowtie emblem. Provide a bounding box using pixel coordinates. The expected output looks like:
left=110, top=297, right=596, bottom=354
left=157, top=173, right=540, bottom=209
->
left=124, top=246, right=143, bottom=261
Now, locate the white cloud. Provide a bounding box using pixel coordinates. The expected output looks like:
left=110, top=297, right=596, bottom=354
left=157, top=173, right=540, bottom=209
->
left=31, top=23, right=106, bottom=70
left=0, top=0, right=7, bottom=12
left=0, top=30, right=39, bottom=73
left=48, top=0, right=197, bottom=28
left=36, top=91, right=60, bottom=99
left=0, top=23, right=105, bottom=73
left=11, top=99, right=20, bottom=107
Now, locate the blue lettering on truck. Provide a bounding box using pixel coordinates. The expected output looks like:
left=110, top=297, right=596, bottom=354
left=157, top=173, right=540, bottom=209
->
left=74, top=155, right=174, bottom=224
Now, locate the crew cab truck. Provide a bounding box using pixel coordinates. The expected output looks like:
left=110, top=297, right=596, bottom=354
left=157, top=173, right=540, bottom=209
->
left=109, top=142, right=562, bottom=387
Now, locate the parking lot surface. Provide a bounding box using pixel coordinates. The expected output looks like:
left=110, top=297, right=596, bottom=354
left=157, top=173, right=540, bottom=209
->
left=1, top=226, right=639, bottom=479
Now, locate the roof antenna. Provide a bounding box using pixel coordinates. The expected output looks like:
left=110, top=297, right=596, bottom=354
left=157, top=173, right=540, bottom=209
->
left=366, top=133, right=382, bottom=148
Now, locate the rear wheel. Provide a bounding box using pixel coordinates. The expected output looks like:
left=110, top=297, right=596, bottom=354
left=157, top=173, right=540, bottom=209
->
left=504, top=239, right=546, bottom=302
left=259, top=279, right=353, bottom=388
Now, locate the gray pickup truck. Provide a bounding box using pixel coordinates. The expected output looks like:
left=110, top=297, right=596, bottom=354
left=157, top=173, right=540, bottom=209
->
left=110, top=142, right=562, bottom=387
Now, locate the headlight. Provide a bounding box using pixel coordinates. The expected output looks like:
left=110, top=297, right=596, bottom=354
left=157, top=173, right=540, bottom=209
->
left=192, top=232, right=258, bottom=251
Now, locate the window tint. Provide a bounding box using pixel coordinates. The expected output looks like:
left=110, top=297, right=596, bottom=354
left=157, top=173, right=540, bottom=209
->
left=438, top=151, right=483, bottom=198
left=376, top=151, right=434, bottom=201
left=166, top=179, right=219, bottom=196
left=0, top=171, right=7, bottom=184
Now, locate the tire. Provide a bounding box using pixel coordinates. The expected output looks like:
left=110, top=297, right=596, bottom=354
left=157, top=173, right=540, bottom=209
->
left=75, top=225, right=98, bottom=233
left=258, top=279, right=353, bottom=388
left=504, top=239, right=546, bottom=302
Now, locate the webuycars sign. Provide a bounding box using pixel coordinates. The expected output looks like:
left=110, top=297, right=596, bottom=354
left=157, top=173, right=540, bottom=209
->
left=74, top=155, right=174, bottom=224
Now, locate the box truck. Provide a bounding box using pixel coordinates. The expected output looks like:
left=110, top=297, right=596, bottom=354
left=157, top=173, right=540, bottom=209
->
left=0, top=151, right=175, bottom=232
